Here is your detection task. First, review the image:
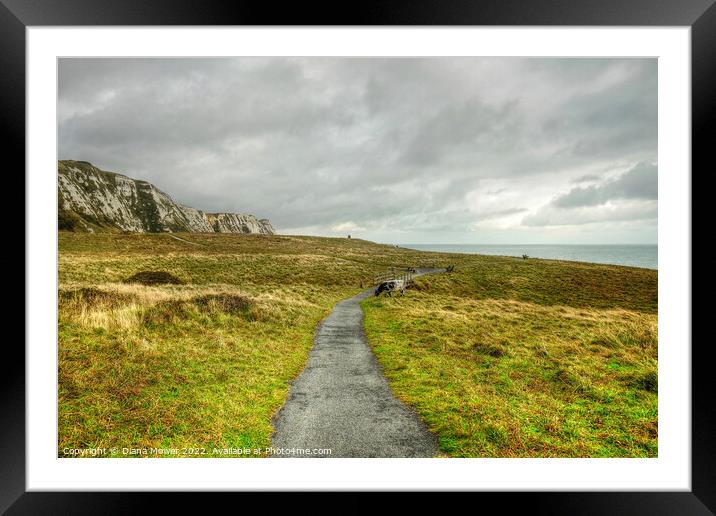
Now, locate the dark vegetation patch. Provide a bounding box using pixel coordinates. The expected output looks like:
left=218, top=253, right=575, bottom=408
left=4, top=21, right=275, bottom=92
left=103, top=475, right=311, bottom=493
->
left=484, top=425, right=509, bottom=446
left=59, top=287, right=136, bottom=307
left=406, top=279, right=430, bottom=292
left=193, top=294, right=253, bottom=314
left=142, top=294, right=255, bottom=326
left=124, top=271, right=184, bottom=285
left=591, top=338, right=617, bottom=349
left=58, top=209, right=81, bottom=231
left=630, top=370, right=658, bottom=393
left=58, top=216, right=77, bottom=231
left=472, top=342, right=506, bottom=357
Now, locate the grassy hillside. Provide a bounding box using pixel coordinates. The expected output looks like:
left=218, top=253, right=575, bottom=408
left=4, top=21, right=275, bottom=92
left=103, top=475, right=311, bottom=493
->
left=58, top=232, right=657, bottom=457
left=57, top=232, right=443, bottom=457
left=362, top=257, right=657, bottom=457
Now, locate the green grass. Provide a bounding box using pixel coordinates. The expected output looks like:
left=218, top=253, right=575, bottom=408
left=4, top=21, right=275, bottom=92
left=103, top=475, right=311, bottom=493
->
left=58, top=231, right=657, bottom=458
left=58, top=231, right=437, bottom=457
left=362, top=260, right=657, bottom=457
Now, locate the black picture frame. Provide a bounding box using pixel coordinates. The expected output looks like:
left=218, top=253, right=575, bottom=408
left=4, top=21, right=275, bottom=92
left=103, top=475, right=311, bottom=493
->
left=7, top=0, right=711, bottom=512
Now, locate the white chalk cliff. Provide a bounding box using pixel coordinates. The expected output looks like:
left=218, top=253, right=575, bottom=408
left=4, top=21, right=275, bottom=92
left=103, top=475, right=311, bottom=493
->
left=58, top=160, right=275, bottom=234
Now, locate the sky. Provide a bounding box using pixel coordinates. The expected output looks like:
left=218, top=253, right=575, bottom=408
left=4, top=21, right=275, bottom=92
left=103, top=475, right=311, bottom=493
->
left=58, top=57, right=657, bottom=244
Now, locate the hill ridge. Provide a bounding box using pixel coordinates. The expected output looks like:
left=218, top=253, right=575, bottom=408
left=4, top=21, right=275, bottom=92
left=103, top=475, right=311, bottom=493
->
left=58, top=160, right=275, bottom=234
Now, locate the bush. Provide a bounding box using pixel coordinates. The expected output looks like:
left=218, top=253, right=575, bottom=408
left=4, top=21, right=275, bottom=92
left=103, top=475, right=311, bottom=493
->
left=124, top=271, right=184, bottom=285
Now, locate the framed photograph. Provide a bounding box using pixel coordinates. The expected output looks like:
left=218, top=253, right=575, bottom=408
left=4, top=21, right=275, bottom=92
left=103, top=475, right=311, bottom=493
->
left=9, top=0, right=711, bottom=511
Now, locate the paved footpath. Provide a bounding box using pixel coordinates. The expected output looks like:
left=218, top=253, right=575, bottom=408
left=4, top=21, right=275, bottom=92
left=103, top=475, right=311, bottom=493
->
left=271, top=269, right=442, bottom=458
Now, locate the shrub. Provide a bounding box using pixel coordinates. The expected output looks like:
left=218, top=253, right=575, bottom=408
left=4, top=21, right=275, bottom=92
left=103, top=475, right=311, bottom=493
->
left=124, top=271, right=183, bottom=285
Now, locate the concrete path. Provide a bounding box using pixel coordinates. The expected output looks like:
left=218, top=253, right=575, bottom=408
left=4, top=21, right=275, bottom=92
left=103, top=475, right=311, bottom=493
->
left=270, top=268, right=442, bottom=458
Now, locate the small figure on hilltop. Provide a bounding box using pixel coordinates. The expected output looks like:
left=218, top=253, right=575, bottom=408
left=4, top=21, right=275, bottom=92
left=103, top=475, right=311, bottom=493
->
left=347, top=234, right=351, bottom=239
left=522, top=254, right=529, bottom=260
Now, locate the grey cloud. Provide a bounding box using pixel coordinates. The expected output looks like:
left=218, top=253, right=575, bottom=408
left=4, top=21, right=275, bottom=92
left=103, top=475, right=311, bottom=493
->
left=58, top=57, right=657, bottom=243
left=573, top=174, right=600, bottom=183
left=522, top=162, right=657, bottom=228
left=554, top=162, right=657, bottom=208
left=399, top=98, right=521, bottom=168
left=542, top=62, right=657, bottom=161
left=474, top=207, right=528, bottom=221
left=522, top=202, right=657, bottom=227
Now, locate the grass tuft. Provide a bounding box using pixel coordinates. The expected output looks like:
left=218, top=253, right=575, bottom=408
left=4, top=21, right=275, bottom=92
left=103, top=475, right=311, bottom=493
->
left=59, top=287, right=136, bottom=307
left=193, top=293, right=253, bottom=314
left=631, top=370, right=658, bottom=393
left=472, top=342, right=507, bottom=357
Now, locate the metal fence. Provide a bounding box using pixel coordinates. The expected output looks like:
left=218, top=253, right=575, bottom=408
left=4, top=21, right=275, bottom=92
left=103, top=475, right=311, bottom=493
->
left=372, top=267, right=414, bottom=286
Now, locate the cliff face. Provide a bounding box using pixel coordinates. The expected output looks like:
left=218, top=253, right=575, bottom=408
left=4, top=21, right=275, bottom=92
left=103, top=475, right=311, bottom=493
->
left=204, top=213, right=275, bottom=235
left=58, top=160, right=274, bottom=234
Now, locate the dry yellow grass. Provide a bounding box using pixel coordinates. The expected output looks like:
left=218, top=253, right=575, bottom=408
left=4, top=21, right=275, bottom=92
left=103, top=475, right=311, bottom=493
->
left=58, top=233, right=389, bottom=457
left=363, top=266, right=657, bottom=457
left=58, top=231, right=657, bottom=458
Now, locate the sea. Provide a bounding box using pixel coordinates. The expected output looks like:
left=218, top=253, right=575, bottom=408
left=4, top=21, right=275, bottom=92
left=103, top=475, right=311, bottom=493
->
left=400, top=244, right=658, bottom=270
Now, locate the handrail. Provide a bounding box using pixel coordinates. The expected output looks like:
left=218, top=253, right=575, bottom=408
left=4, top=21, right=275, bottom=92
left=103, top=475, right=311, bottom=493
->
left=371, top=267, right=414, bottom=286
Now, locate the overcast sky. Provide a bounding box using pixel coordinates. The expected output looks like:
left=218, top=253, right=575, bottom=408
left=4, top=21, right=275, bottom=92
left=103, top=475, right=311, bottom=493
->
left=58, top=57, right=657, bottom=244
